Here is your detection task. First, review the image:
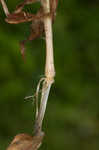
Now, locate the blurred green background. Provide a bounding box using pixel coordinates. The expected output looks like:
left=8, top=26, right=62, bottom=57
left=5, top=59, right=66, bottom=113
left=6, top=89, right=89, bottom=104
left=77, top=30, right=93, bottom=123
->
left=0, top=0, right=99, bottom=149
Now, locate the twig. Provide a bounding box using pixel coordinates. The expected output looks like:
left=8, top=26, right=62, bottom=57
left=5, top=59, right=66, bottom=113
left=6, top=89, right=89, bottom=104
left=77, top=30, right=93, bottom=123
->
left=0, top=0, right=9, bottom=16
left=34, top=0, right=55, bottom=135
left=1, top=0, right=56, bottom=149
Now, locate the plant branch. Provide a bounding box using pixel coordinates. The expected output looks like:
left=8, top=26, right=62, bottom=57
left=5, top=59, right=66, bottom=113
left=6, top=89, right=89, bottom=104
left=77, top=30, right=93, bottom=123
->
left=34, top=0, right=55, bottom=135
left=42, top=0, right=55, bottom=79
left=0, top=0, right=9, bottom=16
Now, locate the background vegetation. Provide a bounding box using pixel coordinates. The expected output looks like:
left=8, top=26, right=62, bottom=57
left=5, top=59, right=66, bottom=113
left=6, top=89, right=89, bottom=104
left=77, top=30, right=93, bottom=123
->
left=0, top=0, right=99, bottom=149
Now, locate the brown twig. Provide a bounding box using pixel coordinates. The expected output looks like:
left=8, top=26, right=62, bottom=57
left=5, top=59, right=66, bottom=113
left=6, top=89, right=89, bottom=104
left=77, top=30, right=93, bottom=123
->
left=1, top=0, right=56, bottom=149
left=33, top=0, right=55, bottom=136
left=0, top=0, right=9, bottom=16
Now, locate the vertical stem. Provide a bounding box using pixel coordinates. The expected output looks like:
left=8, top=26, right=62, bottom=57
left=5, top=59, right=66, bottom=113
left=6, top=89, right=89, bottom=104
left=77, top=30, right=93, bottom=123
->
left=34, top=0, right=55, bottom=134
left=34, top=82, right=52, bottom=134
left=0, top=0, right=9, bottom=16
left=42, top=0, right=55, bottom=79
left=39, top=82, right=51, bottom=128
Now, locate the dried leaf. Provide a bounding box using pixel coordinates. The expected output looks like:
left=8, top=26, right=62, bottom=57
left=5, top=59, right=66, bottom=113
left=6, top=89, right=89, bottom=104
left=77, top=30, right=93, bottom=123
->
left=7, top=132, right=44, bottom=150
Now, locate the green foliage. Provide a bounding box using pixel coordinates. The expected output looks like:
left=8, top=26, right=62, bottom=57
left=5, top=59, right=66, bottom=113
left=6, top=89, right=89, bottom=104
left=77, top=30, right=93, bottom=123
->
left=0, top=0, right=99, bottom=150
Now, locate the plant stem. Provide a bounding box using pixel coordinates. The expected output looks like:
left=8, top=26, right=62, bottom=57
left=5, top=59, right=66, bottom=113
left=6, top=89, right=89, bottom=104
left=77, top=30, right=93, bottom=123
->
left=42, top=0, right=55, bottom=79
left=34, top=0, right=55, bottom=135
left=0, top=0, right=9, bottom=16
